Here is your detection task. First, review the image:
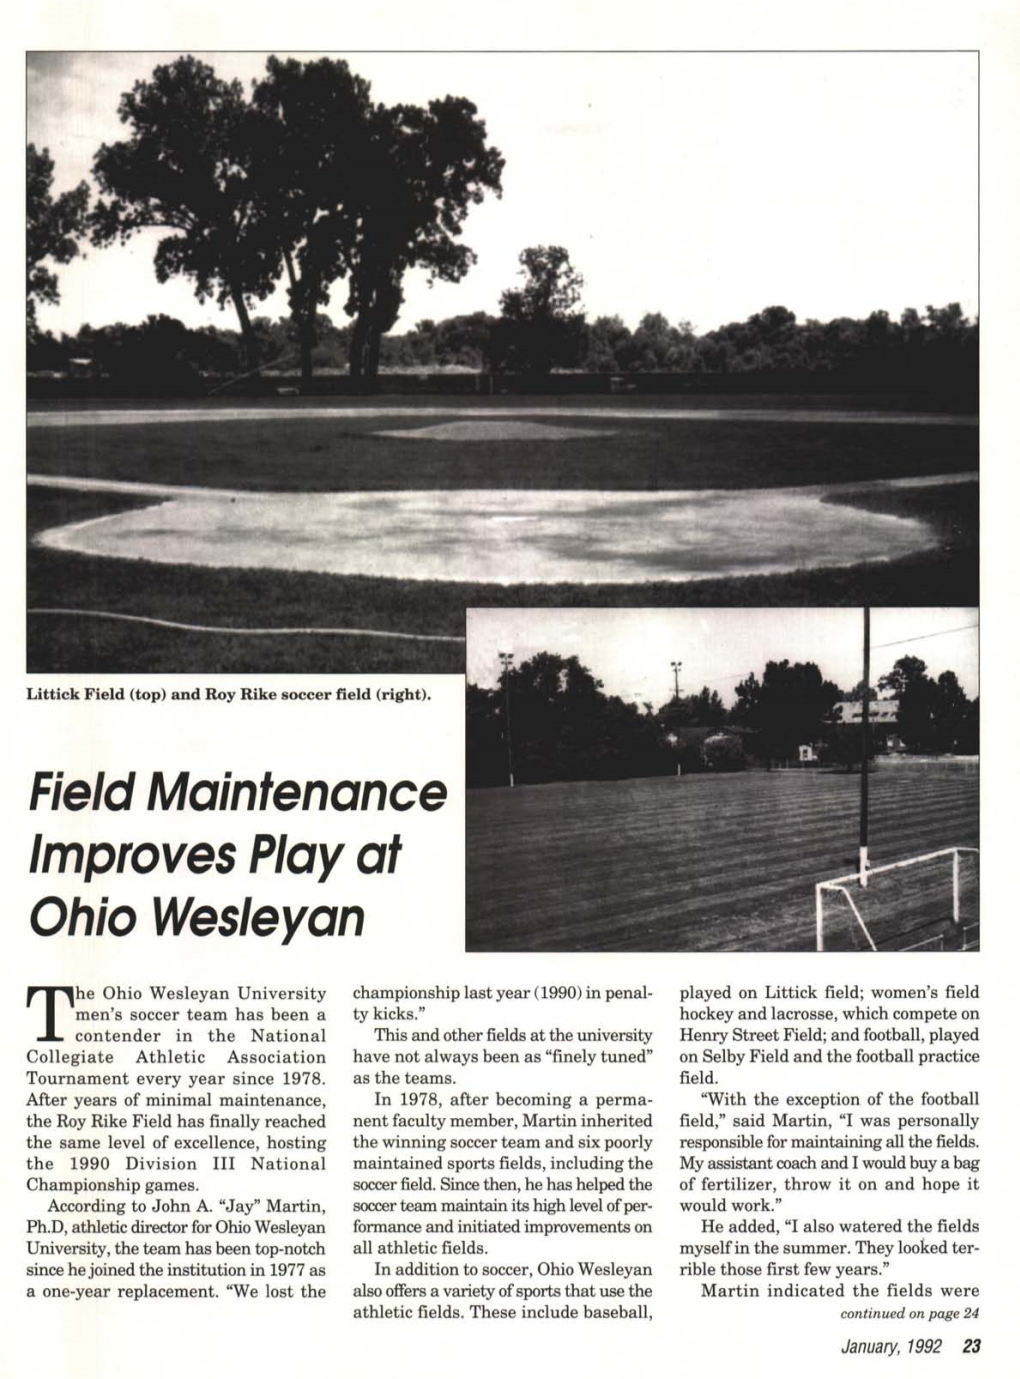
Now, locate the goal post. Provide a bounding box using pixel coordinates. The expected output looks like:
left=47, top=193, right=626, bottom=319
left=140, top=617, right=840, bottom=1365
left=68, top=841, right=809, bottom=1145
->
left=815, top=846, right=979, bottom=952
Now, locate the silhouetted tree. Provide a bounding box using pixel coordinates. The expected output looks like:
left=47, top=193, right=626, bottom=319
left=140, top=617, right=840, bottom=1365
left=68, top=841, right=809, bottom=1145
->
left=90, top=56, right=275, bottom=368
left=467, top=651, right=673, bottom=786
left=878, top=654, right=929, bottom=698
left=583, top=314, right=633, bottom=372
left=27, top=144, right=89, bottom=340
left=658, top=687, right=728, bottom=727
left=342, top=97, right=503, bottom=387
left=247, top=56, right=375, bottom=387
left=492, top=245, right=586, bottom=372
left=879, top=658, right=974, bottom=754
left=732, top=660, right=840, bottom=762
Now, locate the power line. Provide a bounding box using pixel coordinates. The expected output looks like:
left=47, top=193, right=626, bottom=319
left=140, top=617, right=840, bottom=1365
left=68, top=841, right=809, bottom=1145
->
left=495, top=621, right=980, bottom=700
left=871, top=622, right=978, bottom=651
left=623, top=623, right=979, bottom=699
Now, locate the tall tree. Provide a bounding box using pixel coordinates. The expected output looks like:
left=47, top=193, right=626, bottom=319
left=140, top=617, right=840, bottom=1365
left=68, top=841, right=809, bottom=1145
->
left=878, top=656, right=938, bottom=751
left=492, top=245, right=586, bottom=372
left=584, top=314, right=633, bottom=372
left=879, top=660, right=974, bottom=754
left=925, top=302, right=969, bottom=337
left=630, top=312, right=695, bottom=371
left=247, top=56, right=375, bottom=388
left=956, top=697, right=980, bottom=755
left=248, top=64, right=503, bottom=389
left=90, top=56, right=275, bottom=368
left=732, top=660, right=840, bottom=761
left=658, top=687, right=728, bottom=727
left=27, top=145, right=89, bottom=339
left=877, top=654, right=929, bottom=698
left=342, top=97, right=504, bottom=386
left=467, top=651, right=672, bottom=786
left=931, top=670, right=970, bottom=753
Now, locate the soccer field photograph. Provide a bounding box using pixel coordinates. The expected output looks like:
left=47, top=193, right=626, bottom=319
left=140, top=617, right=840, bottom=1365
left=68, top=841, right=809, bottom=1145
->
left=465, top=607, right=979, bottom=953
left=26, top=51, right=977, bottom=673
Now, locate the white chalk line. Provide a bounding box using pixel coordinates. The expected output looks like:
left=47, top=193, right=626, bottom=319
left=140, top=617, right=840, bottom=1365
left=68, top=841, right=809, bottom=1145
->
left=27, top=471, right=979, bottom=503
left=28, top=404, right=977, bottom=429
left=27, top=607, right=464, bottom=644
left=30, top=474, right=254, bottom=500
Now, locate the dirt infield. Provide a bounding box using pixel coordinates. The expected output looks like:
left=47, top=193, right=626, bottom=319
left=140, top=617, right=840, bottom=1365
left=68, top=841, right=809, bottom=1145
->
left=466, top=765, right=979, bottom=952
left=26, top=396, right=979, bottom=667
left=33, top=484, right=938, bottom=584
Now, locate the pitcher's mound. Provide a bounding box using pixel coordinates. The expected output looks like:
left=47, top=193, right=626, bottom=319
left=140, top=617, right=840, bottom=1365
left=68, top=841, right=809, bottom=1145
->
left=373, top=420, right=613, bottom=442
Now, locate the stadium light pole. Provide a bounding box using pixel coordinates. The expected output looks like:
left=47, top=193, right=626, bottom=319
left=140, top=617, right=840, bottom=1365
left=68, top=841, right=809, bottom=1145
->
left=671, top=660, right=682, bottom=701
left=859, top=608, right=871, bottom=888
left=498, top=652, right=515, bottom=788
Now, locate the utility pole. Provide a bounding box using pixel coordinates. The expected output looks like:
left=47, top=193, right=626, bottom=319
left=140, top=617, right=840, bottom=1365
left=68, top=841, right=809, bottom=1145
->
left=498, top=651, right=515, bottom=788
left=859, top=608, right=870, bottom=887
left=671, top=660, right=682, bottom=701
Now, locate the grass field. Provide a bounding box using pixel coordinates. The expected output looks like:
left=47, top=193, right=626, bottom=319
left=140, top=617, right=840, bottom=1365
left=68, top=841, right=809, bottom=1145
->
left=26, top=488, right=465, bottom=673
left=27, top=391, right=979, bottom=416
left=27, top=400, right=976, bottom=492
left=465, top=762, right=979, bottom=952
left=26, top=395, right=978, bottom=672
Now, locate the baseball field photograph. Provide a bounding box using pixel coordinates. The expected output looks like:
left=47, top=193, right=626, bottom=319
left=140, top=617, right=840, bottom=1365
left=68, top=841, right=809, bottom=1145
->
left=27, top=51, right=977, bottom=672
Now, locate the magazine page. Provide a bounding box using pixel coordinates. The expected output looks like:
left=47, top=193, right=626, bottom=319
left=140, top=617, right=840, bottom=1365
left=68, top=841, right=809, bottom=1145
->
left=5, top=5, right=1018, bottom=1378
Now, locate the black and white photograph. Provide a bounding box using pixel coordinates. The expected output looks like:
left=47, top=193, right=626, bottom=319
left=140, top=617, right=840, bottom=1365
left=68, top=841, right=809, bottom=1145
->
left=27, top=50, right=977, bottom=673
left=465, top=606, right=979, bottom=953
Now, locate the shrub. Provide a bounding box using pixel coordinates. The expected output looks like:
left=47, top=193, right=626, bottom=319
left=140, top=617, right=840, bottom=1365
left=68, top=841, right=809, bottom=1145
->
left=702, top=732, right=746, bottom=772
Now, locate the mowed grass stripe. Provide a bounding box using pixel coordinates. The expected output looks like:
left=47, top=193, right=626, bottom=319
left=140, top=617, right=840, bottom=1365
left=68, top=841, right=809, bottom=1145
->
left=467, top=775, right=976, bottom=879
left=467, top=813, right=975, bottom=952
left=26, top=412, right=977, bottom=493
left=554, top=815, right=976, bottom=949
left=468, top=838, right=974, bottom=951
left=468, top=775, right=977, bottom=854
left=466, top=770, right=978, bottom=950
left=465, top=792, right=978, bottom=915
left=465, top=781, right=978, bottom=906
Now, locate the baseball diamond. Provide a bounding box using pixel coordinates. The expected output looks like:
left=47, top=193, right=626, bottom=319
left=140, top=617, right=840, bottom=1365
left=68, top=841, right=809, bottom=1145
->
left=27, top=396, right=977, bottom=672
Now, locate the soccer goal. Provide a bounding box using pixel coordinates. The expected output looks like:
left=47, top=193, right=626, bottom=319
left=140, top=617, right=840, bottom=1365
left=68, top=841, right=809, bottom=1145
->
left=815, top=847, right=979, bottom=952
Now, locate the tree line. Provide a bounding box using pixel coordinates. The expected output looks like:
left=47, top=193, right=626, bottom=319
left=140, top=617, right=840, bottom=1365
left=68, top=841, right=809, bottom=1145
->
left=28, top=53, right=977, bottom=389
left=28, top=55, right=504, bottom=388
left=27, top=295, right=979, bottom=387
left=467, top=651, right=978, bottom=788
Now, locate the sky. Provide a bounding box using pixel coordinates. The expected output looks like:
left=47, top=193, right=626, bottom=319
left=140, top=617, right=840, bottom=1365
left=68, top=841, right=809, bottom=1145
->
left=465, top=608, right=980, bottom=706
left=27, top=49, right=978, bottom=340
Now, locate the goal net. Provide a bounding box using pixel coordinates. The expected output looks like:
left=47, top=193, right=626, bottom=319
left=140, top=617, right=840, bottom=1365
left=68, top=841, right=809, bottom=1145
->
left=815, top=847, right=979, bottom=952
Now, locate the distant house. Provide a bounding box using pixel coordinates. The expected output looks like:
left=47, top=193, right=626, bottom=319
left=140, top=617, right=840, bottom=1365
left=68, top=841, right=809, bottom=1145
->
left=835, top=699, right=904, bottom=752
left=837, top=698, right=899, bottom=725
